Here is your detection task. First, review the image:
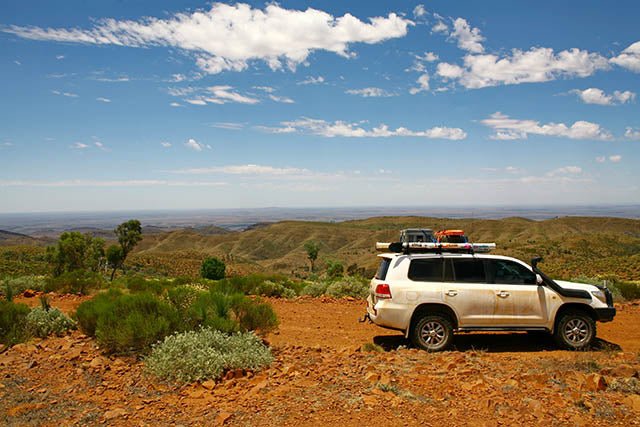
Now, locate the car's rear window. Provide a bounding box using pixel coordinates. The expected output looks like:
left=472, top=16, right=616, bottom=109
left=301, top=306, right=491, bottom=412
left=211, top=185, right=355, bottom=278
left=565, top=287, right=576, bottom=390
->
left=452, top=259, right=486, bottom=283
left=408, top=259, right=443, bottom=282
left=375, top=258, right=392, bottom=280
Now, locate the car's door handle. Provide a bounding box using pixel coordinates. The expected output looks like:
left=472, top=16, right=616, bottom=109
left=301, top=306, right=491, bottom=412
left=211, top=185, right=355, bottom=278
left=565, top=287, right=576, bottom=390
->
left=446, top=290, right=458, bottom=297
left=497, top=291, right=510, bottom=298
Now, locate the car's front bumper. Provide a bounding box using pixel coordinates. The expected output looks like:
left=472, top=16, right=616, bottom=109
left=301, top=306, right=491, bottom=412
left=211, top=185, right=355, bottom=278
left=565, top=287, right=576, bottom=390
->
left=594, top=307, right=616, bottom=322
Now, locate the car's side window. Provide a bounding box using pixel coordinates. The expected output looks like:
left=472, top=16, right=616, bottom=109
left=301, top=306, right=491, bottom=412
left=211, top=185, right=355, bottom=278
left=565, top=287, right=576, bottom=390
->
left=408, top=259, right=443, bottom=282
left=451, top=259, right=486, bottom=283
left=487, top=259, right=536, bottom=285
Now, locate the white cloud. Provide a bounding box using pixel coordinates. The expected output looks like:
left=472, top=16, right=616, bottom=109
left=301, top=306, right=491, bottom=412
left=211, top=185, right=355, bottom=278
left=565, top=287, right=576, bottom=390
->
left=437, top=47, right=610, bottom=89
left=610, top=41, right=640, bottom=72
left=14, top=60, right=21, bottom=65
left=431, top=21, right=448, bottom=34
left=406, top=52, right=439, bottom=73
left=171, top=73, right=187, bottom=82
left=92, top=76, right=130, bottom=82
left=409, top=73, right=430, bottom=94
left=96, top=97, right=111, bottom=103
left=421, top=52, right=439, bottom=62
left=263, top=117, right=467, bottom=140
left=595, top=156, right=606, bottom=163
left=172, top=164, right=310, bottom=176
left=170, top=102, right=182, bottom=107
left=56, top=54, right=65, bottom=60
left=269, top=94, right=295, bottom=103
left=253, top=86, right=275, bottom=93
left=609, top=155, right=622, bottom=163
left=345, top=87, right=394, bottom=97
left=547, top=166, right=582, bottom=176
left=298, top=76, right=325, bottom=85
left=413, top=5, right=427, bottom=18
left=71, top=142, right=88, bottom=149
left=184, top=138, right=210, bottom=151
left=94, top=141, right=106, bottom=149
left=210, top=122, right=245, bottom=130
left=3, top=3, right=411, bottom=74
left=160, top=141, right=172, bottom=148
left=625, top=127, right=640, bottom=140
left=481, top=112, right=613, bottom=141
left=570, top=88, right=635, bottom=106
left=449, top=18, right=484, bottom=53
left=178, top=85, right=259, bottom=105
left=52, top=90, right=78, bottom=98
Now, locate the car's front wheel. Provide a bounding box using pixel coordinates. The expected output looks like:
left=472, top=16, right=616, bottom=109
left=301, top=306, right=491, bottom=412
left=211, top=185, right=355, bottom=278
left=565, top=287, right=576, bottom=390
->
left=410, top=314, right=454, bottom=352
left=554, top=310, right=596, bottom=350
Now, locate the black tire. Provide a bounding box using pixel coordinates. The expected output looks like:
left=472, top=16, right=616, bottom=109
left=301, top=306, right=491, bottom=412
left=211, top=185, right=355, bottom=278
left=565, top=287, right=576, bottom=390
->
left=553, top=310, right=596, bottom=350
left=410, top=314, right=454, bottom=352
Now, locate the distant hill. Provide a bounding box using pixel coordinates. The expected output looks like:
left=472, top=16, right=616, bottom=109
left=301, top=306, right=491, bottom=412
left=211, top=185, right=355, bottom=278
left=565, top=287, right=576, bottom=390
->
left=0, top=229, right=35, bottom=245
left=130, top=216, right=640, bottom=280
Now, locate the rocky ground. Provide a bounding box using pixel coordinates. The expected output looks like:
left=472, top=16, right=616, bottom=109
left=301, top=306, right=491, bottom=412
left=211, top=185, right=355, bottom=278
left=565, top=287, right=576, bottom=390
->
left=2, top=295, right=640, bottom=426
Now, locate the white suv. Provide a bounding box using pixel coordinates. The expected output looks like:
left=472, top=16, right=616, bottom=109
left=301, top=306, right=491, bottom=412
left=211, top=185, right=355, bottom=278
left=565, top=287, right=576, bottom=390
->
left=365, top=252, right=615, bottom=351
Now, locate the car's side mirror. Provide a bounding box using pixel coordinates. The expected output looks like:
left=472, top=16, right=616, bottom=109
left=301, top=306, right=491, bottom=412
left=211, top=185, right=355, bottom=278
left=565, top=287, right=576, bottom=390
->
left=536, top=274, right=543, bottom=285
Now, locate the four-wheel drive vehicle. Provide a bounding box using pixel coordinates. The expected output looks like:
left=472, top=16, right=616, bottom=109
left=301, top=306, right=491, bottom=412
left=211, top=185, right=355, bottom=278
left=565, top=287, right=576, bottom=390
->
left=366, top=253, right=615, bottom=351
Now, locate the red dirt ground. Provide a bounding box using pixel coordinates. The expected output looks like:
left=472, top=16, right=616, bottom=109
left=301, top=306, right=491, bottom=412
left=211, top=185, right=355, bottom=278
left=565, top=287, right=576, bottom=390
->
left=2, top=294, right=640, bottom=426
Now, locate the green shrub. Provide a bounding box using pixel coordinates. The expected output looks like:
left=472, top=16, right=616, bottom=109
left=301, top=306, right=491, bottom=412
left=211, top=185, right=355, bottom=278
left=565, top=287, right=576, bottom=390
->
left=145, top=328, right=273, bottom=384
left=213, top=274, right=302, bottom=298
left=182, top=291, right=240, bottom=333
left=93, top=293, right=180, bottom=354
left=1, top=276, right=47, bottom=298
left=325, top=276, right=369, bottom=299
left=325, top=260, right=344, bottom=278
left=301, top=280, right=329, bottom=297
left=200, top=257, right=226, bottom=280
left=25, top=307, right=76, bottom=338
left=0, top=300, right=30, bottom=346
left=119, top=275, right=166, bottom=295
left=232, top=298, right=279, bottom=335
left=75, top=289, right=123, bottom=336
left=45, top=270, right=105, bottom=295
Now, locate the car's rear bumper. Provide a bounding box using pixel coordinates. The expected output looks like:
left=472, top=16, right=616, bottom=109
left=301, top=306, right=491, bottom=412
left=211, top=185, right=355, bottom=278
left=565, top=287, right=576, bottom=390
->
left=594, top=307, right=616, bottom=322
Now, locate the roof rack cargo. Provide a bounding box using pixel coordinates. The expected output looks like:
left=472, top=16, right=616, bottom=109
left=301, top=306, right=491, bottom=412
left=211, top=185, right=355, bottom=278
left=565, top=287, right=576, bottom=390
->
left=378, top=228, right=495, bottom=254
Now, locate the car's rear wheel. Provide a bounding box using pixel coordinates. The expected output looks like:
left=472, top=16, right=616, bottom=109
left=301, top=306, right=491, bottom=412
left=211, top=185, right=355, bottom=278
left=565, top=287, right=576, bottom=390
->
left=410, top=314, right=454, bottom=352
left=554, top=310, right=596, bottom=350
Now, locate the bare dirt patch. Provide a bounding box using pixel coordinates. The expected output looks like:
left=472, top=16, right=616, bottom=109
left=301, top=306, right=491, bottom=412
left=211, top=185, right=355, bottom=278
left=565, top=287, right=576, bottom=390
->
left=2, top=297, right=640, bottom=426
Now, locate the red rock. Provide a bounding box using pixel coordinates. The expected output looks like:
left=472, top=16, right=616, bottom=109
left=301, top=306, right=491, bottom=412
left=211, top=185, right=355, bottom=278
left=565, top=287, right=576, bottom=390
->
left=215, top=411, right=232, bottom=425
left=103, top=408, right=127, bottom=420
left=584, top=373, right=607, bottom=391
left=610, top=364, right=638, bottom=378
left=202, top=380, right=216, bottom=390
left=625, top=395, right=640, bottom=412
left=22, top=289, right=36, bottom=298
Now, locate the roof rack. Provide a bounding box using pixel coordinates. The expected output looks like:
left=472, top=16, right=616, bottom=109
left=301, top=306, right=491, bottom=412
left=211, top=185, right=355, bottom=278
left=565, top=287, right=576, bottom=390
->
left=375, top=241, right=496, bottom=254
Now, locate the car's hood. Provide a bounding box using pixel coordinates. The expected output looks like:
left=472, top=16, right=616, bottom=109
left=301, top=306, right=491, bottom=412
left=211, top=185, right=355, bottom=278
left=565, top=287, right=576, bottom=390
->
left=555, top=280, right=598, bottom=292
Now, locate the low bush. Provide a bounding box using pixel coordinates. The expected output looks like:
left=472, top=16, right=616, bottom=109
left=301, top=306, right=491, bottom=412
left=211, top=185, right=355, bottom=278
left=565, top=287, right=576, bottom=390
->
left=118, top=275, right=167, bottom=295
left=93, top=293, right=180, bottom=354
left=0, top=300, right=30, bottom=346
left=0, top=276, right=47, bottom=298
left=145, top=328, right=273, bottom=384
left=25, top=307, right=76, bottom=338
left=325, top=260, right=344, bottom=279
left=325, top=276, right=369, bottom=299
left=301, top=276, right=369, bottom=299
left=201, top=257, right=226, bottom=280
left=301, top=280, right=328, bottom=297
left=232, top=298, right=279, bottom=335
left=45, top=270, right=105, bottom=295
left=75, top=289, right=123, bottom=336
left=214, top=274, right=302, bottom=298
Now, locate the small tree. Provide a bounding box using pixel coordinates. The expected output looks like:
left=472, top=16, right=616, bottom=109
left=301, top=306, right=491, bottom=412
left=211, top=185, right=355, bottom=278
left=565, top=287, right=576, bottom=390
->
left=201, top=257, right=226, bottom=280
left=46, top=232, right=105, bottom=277
left=107, top=219, right=143, bottom=281
left=106, top=245, right=124, bottom=281
left=304, top=241, right=320, bottom=273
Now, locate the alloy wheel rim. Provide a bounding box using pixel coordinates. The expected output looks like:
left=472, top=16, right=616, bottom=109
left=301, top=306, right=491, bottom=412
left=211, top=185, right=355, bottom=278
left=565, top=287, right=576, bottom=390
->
left=564, top=318, right=589, bottom=343
left=420, top=321, right=446, bottom=347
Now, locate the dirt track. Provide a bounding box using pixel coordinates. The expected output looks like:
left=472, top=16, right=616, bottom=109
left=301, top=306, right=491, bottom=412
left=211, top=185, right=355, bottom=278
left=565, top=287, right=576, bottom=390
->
left=2, top=295, right=640, bottom=426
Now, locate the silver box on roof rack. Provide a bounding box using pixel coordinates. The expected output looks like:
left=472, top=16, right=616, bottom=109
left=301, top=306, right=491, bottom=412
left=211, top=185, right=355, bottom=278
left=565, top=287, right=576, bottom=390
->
left=400, top=228, right=435, bottom=243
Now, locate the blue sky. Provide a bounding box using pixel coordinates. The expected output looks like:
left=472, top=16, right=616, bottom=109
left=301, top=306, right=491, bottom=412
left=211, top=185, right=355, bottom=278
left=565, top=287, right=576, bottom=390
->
left=1, top=0, right=639, bottom=213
